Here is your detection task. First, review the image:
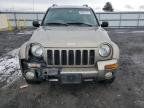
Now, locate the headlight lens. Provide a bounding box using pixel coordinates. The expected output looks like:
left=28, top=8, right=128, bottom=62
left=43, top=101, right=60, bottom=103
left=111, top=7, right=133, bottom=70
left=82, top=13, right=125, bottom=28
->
left=99, top=44, right=111, bottom=57
left=31, top=44, right=43, bottom=57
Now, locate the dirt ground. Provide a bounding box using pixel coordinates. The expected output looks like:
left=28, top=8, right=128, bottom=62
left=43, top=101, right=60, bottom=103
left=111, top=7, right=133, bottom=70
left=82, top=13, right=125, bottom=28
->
left=0, top=28, right=144, bottom=108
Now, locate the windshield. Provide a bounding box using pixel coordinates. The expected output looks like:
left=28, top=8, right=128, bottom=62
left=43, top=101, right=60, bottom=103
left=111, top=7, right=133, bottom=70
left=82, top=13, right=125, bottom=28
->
left=42, top=8, right=98, bottom=27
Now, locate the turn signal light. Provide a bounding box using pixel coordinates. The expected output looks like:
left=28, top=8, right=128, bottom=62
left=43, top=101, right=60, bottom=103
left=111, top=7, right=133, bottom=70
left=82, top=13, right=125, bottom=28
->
left=28, top=63, right=41, bottom=68
left=105, top=64, right=119, bottom=71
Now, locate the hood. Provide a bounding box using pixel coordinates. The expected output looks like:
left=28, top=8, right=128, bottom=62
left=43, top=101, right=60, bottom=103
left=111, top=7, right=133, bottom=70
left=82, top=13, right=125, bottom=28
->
left=29, top=26, right=111, bottom=48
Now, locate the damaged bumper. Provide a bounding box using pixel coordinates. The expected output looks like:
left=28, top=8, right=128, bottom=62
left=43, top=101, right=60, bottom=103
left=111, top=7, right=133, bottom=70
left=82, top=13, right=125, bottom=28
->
left=21, top=59, right=118, bottom=84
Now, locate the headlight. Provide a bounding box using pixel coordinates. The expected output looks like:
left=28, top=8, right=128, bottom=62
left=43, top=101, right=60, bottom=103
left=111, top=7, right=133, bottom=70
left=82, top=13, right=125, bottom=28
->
left=99, top=44, right=111, bottom=57
left=31, top=44, right=43, bottom=57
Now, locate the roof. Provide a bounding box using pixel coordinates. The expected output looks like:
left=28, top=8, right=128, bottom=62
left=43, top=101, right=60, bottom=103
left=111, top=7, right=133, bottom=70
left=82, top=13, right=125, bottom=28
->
left=50, top=5, right=91, bottom=9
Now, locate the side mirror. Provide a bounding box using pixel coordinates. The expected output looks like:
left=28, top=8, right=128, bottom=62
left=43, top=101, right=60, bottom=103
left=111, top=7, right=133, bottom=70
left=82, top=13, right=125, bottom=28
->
left=101, top=21, right=109, bottom=27
left=33, top=21, right=40, bottom=27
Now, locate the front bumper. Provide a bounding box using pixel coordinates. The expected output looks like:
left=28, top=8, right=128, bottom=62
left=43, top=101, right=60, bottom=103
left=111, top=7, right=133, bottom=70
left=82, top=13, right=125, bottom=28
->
left=21, top=59, right=118, bottom=83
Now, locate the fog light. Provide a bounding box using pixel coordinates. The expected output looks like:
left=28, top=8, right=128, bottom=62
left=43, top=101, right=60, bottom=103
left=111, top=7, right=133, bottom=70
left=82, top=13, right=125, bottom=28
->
left=26, top=72, right=35, bottom=80
left=105, top=72, right=112, bottom=79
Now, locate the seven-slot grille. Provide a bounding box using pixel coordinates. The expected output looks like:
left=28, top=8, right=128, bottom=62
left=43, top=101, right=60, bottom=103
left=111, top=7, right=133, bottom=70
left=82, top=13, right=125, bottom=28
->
left=47, top=49, right=95, bottom=66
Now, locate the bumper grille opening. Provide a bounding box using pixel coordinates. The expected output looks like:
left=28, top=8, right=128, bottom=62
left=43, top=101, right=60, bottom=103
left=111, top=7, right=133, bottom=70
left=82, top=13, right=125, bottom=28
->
left=47, top=49, right=95, bottom=66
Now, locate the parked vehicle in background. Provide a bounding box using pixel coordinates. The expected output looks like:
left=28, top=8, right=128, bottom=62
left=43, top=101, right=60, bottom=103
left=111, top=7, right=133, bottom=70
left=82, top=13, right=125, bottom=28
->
left=19, top=5, right=119, bottom=84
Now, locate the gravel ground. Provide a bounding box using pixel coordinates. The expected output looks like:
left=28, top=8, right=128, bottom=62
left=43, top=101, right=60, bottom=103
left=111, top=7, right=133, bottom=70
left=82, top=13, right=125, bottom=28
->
left=0, top=28, right=144, bottom=108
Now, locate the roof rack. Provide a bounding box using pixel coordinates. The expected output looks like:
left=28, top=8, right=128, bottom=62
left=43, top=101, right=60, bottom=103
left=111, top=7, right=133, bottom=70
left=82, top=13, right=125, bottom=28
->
left=52, top=4, right=58, bottom=7
left=83, top=4, right=88, bottom=7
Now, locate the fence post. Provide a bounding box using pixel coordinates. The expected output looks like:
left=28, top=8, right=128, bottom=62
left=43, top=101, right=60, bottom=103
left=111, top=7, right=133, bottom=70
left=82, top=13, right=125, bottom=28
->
left=7, top=20, right=13, bottom=31
left=23, top=19, right=26, bottom=29
left=99, top=13, right=102, bottom=25
left=14, top=12, right=17, bottom=29
left=119, top=13, right=122, bottom=28
left=17, top=19, right=21, bottom=30
left=36, top=12, right=38, bottom=21
left=137, top=12, right=141, bottom=27
left=98, top=13, right=100, bottom=21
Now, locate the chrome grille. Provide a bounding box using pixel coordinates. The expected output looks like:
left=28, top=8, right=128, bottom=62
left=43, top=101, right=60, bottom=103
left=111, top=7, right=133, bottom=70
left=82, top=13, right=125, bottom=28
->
left=47, top=49, right=95, bottom=66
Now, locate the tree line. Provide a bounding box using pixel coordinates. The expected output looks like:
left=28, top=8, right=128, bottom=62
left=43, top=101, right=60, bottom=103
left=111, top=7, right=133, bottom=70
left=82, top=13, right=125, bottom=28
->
left=103, top=2, right=114, bottom=12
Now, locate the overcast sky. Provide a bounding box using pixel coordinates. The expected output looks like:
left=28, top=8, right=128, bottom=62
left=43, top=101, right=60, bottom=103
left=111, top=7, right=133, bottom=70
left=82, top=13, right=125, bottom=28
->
left=0, top=0, right=144, bottom=12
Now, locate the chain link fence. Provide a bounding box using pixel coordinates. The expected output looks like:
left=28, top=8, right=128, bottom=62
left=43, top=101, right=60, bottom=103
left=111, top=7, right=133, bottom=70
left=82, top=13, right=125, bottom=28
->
left=0, top=11, right=144, bottom=28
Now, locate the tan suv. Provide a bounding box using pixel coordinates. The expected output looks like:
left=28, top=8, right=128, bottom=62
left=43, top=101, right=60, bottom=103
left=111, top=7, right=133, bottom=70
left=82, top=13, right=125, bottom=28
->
left=19, top=5, right=119, bottom=84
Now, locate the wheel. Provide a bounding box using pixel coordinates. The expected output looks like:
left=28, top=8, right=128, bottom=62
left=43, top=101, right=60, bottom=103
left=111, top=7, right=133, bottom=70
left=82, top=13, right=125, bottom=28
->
left=99, top=73, right=115, bottom=84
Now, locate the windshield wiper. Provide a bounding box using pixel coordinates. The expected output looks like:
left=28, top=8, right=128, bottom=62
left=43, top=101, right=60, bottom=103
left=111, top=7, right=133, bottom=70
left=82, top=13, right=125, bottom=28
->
left=44, top=22, right=94, bottom=27
left=66, top=22, right=94, bottom=27
left=45, top=22, right=69, bottom=26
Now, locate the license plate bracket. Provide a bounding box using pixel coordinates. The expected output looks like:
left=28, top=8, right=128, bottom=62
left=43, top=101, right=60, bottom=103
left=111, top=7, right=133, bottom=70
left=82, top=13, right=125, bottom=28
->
left=61, top=74, right=82, bottom=84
